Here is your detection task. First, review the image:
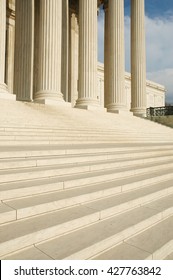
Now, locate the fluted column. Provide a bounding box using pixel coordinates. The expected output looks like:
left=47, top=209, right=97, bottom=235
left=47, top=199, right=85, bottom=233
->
left=0, top=0, right=8, bottom=94
left=131, top=0, right=147, bottom=117
left=14, top=0, right=34, bottom=101
left=69, top=11, right=79, bottom=107
left=34, top=0, right=64, bottom=103
left=104, top=2, right=109, bottom=108
left=76, top=0, right=99, bottom=109
left=106, top=0, right=126, bottom=113
left=61, top=0, right=69, bottom=102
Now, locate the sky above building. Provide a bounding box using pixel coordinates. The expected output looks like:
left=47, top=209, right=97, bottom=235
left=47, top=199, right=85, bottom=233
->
left=98, top=0, right=173, bottom=104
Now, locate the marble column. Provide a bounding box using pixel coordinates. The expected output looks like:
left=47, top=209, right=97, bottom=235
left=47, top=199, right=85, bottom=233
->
left=131, top=0, right=147, bottom=117
left=34, top=0, right=64, bottom=104
left=106, top=0, right=126, bottom=113
left=104, top=1, right=109, bottom=108
left=69, top=11, right=79, bottom=107
left=61, top=0, right=69, bottom=102
left=76, top=0, right=99, bottom=110
left=0, top=0, right=8, bottom=94
left=14, top=0, right=34, bottom=101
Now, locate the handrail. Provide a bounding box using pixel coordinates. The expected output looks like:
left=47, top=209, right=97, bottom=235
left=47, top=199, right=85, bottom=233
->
left=147, top=106, right=173, bottom=117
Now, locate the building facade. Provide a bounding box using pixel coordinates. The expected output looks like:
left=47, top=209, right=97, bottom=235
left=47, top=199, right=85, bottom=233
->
left=0, top=0, right=165, bottom=117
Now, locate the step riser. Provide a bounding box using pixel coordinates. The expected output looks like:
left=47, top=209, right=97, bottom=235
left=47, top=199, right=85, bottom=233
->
left=1, top=152, right=173, bottom=170
left=1, top=145, right=173, bottom=159
left=1, top=135, right=173, bottom=141
left=1, top=139, right=173, bottom=146
left=64, top=163, right=173, bottom=189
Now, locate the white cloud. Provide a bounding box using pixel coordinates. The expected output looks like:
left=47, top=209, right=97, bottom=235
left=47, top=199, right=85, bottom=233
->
left=98, top=8, right=104, bottom=63
left=98, top=12, right=173, bottom=103
left=125, top=14, right=173, bottom=103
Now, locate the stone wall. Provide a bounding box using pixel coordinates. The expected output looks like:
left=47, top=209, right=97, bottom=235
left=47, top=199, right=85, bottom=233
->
left=97, top=62, right=166, bottom=109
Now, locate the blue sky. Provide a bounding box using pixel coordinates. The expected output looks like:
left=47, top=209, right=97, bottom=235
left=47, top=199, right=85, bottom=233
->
left=98, top=0, right=173, bottom=104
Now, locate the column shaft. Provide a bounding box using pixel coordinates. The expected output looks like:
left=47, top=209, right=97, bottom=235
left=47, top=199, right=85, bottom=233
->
left=106, top=0, right=126, bottom=113
left=14, top=0, right=34, bottom=101
left=61, top=0, right=69, bottom=102
left=76, top=0, right=99, bottom=109
left=131, top=0, right=147, bottom=117
left=0, top=0, right=7, bottom=93
left=104, top=3, right=109, bottom=107
left=34, top=0, right=64, bottom=103
left=69, top=11, right=79, bottom=107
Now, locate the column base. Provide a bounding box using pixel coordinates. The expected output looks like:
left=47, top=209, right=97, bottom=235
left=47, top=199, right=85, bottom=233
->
left=0, top=83, right=16, bottom=100
left=34, top=91, right=67, bottom=106
left=131, top=108, right=147, bottom=118
left=107, top=109, right=133, bottom=116
left=75, top=98, right=106, bottom=111
left=106, top=104, right=129, bottom=115
left=75, top=104, right=107, bottom=112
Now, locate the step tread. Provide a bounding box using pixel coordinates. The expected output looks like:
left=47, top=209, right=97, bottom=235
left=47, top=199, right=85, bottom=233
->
left=31, top=195, right=173, bottom=260
left=0, top=205, right=158, bottom=259
left=1, top=159, right=172, bottom=183
left=0, top=205, right=98, bottom=244
left=4, top=178, right=173, bottom=218
left=0, top=167, right=173, bottom=201
left=33, top=206, right=163, bottom=260
left=2, top=246, right=53, bottom=260
left=1, top=153, right=173, bottom=175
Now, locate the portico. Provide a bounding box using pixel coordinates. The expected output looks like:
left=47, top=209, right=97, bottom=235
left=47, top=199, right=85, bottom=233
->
left=1, top=0, right=152, bottom=117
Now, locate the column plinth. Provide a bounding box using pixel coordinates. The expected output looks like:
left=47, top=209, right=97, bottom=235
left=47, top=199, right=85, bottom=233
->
left=131, top=0, right=147, bottom=117
left=105, top=0, right=126, bottom=113
left=34, top=0, right=64, bottom=104
left=75, top=0, right=100, bottom=110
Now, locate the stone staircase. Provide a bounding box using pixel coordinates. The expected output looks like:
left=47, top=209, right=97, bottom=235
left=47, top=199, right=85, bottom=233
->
left=0, top=99, right=173, bottom=260
left=148, top=116, right=173, bottom=129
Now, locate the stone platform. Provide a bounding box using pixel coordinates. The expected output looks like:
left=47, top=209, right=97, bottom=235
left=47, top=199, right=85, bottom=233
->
left=0, top=99, right=173, bottom=260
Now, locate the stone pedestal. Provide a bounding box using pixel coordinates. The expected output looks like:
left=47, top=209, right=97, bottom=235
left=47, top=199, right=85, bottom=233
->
left=131, top=0, right=147, bottom=117
left=106, top=0, right=126, bottom=113
left=76, top=0, right=99, bottom=110
left=34, top=0, right=64, bottom=104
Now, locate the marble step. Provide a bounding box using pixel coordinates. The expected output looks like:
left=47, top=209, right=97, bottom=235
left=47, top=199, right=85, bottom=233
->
left=1, top=137, right=173, bottom=146
left=0, top=156, right=173, bottom=184
left=1, top=167, right=172, bottom=201
left=2, top=194, right=173, bottom=260
left=0, top=149, right=173, bottom=170
left=0, top=205, right=100, bottom=258
left=2, top=176, right=173, bottom=221
left=164, top=252, right=173, bottom=260
left=0, top=144, right=172, bottom=158
left=1, top=194, right=173, bottom=260
left=92, top=201, right=173, bottom=260
left=0, top=130, right=172, bottom=138
left=34, top=195, right=173, bottom=260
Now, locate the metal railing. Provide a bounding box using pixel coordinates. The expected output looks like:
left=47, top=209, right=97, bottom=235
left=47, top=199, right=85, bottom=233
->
left=147, top=106, right=173, bottom=117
